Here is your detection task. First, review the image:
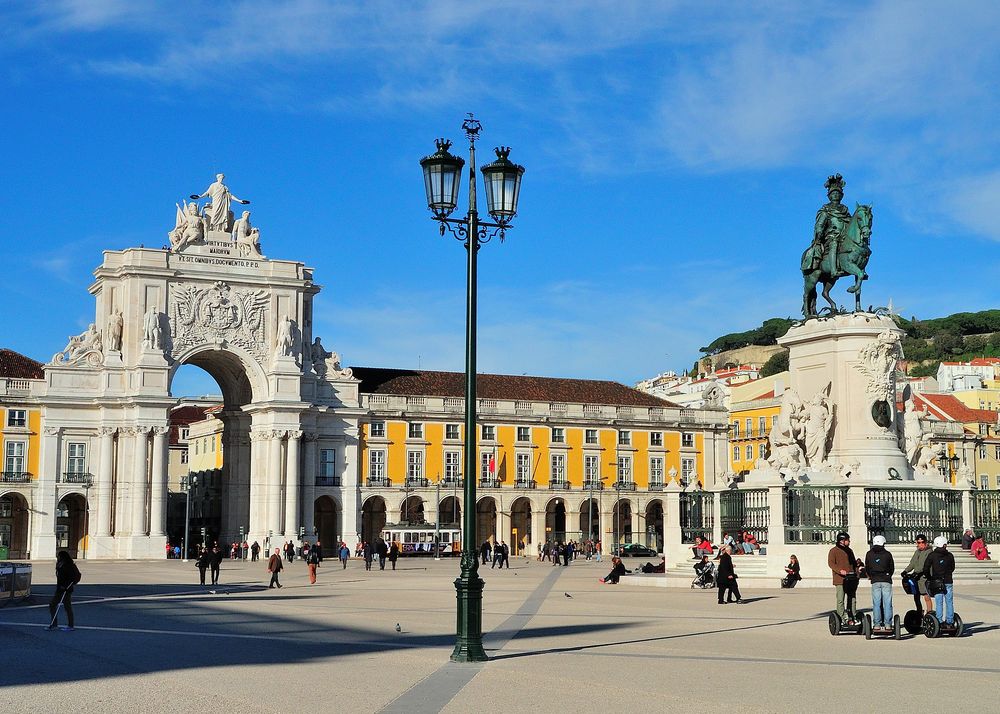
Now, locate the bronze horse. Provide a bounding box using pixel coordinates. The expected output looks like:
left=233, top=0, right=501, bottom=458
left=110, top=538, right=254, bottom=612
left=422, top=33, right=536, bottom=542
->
left=801, top=203, right=872, bottom=317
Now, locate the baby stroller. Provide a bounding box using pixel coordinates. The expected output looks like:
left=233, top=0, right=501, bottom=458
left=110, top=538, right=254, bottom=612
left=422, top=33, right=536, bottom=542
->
left=691, top=561, right=716, bottom=589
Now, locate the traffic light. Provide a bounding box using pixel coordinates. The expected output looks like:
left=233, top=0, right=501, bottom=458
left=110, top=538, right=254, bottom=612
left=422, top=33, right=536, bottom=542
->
left=298, top=526, right=305, bottom=540
left=200, top=527, right=206, bottom=543
left=239, top=526, right=245, bottom=539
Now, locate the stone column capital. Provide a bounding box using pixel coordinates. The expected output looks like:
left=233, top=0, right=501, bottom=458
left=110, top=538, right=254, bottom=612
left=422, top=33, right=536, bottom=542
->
left=152, top=425, right=171, bottom=437
left=43, top=426, right=62, bottom=436
left=288, top=429, right=304, bottom=441
left=98, top=426, right=118, bottom=437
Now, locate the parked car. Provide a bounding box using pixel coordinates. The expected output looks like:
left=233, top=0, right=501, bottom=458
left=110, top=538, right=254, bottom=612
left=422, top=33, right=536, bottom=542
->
left=616, top=543, right=658, bottom=557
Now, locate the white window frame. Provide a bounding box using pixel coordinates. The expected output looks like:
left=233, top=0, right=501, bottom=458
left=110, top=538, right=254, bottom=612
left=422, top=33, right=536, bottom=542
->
left=180, top=426, right=190, bottom=441
left=481, top=425, right=496, bottom=441
left=617, top=455, right=632, bottom=483
left=407, top=450, right=423, bottom=479
left=445, top=423, right=460, bottom=440
left=551, top=427, right=565, bottom=444
left=994, top=445, right=1000, bottom=460
left=551, top=453, right=566, bottom=482
left=320, top=448, right=337, bottom=479
left=732, top=445, right=740, bottom=461
left=682, top=432, right=694, bottom=448
left=4, top=440, right=27, bottom=474
left=980, top=446, right=988, bottom=460
left=370, top=421, right=386, bottom=438
left=618, top=430, right=631, bottom=446
left=732, top=421, right=740, bottom=437
left=6, top=409, right=26, bottom=428
left=758, top=416, right=767, bottom=435
left=585, top=429, right=598, bottom=445
left=758, top=443, right=766, bottom=461
left=515, top=453, right=531, bottom=483
left=180, top=451, right=189, bottom=464
left=649, top=456, right=664, bottom=485
left=67, top=442, right=87, bottom=474
left=649, top=431, right=663, bottom=447
left=516, top=426, right=530, bottom=443
left=444, top=451, right=461, bottom=481
left=369, top=449, right=385, bottom=479
left=745, top=445, right=753, bottom=461
left=584, top=454, right=600, bottom=483
left=681, top=457, right=695, bottom=481
left=408, top=422, right=423, bottom=439
left=480, top=451, right=493, bottom=480
left=745, top=418, right=752, bottom=436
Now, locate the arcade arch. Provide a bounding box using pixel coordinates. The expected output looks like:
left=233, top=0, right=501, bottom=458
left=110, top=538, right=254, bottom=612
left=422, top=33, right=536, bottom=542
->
left=0, top=493, right=30, bottom=559
left=579, top=498, right=600, bottom=542
left=476, top=497, right=497, bottom=544
left=612, top=500, right=633, bottom=546
left=401, top=495, right=425, bottom=525
left=56, top=493, right=88, bottom=559
left=314, top=495, right=339, bottom=555
left=509, top=497, right=531, bottom=555
left=438, top=496, right=461, bottom=527
left=545, top=497, right=567, bottom=542
left=645, top=500, right=664, bottom=551
left=362, top=496, right=387, bottom=544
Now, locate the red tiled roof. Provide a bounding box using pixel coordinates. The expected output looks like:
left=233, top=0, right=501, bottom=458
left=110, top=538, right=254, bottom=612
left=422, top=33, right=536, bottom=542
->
left=351, top=367, right=675, bottom=408
left=168, top=405, right=215, bottom=446
left=913, top=393, right=999, bottom=424
left=0, top=348, right=44, bottom=380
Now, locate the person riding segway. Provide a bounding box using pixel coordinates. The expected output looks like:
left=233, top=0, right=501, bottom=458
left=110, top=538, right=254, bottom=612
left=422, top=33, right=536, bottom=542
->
left=921, top=536, right=963, bottom=638
left=862, top=535, right=901, bottom=640
left=828, top=531, right=864, bottom=635
left=899, top=533, right=933, bottom=635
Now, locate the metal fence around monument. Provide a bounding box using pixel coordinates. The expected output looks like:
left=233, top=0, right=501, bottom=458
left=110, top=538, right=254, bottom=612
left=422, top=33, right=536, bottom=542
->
left=864, top=488, right=962, bottom=544
left=784, top=486, right=847, bottom=544
left=720, top=489, right=769, bottom=544
left=680, top=492, right=715, bottom=543
left=972, top=490, right=1000, bottom=542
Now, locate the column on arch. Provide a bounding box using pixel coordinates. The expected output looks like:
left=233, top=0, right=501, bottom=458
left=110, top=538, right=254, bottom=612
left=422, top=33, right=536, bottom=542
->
left=267, top=430, right=286, bottom=538
left=149, top=426, right=169, bottom=537
left=96, top=427, right=116, bottom=537
left=340, top=426, right=361, bottom=549
left=302, top=432, right=318, bottom=536
left=248, top=428, right=269, bottom=545
left=129, top=427, right=150, bottom=535
left=284, top=430, right=302, bottom=538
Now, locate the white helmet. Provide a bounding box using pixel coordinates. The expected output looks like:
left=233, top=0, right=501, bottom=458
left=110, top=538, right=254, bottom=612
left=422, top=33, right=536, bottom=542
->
left=933, top=536, right=948, bottom=548
left=872, top=535, right=886, bottom=546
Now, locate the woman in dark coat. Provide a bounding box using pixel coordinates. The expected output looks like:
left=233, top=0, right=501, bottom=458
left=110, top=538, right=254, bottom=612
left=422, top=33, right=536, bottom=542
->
left=716, top=545, right=743, bottom=604
left=48, top=551, right=82, bottom=630
left=196, top=548, right=211, bottom=586
left=388, top=542, right=400, bottom=570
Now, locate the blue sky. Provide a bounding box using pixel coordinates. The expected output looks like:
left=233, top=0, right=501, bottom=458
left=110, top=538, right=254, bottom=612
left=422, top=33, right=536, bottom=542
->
left=2, top=1, right=1000, bottom=398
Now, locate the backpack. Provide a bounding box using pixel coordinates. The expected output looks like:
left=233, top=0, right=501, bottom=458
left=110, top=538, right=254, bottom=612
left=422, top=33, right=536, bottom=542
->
left=308, top=551, right=320, bottom=565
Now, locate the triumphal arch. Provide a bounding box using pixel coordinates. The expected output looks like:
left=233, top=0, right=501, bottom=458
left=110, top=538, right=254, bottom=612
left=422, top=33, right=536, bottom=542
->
left=36, top=175, right=361, bottom=558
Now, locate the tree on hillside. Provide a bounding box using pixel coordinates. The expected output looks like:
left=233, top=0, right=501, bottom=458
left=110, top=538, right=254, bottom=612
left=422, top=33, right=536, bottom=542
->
left=699, top=317, right=794, bottom=355
left=759, top=350, right=789, bottom=378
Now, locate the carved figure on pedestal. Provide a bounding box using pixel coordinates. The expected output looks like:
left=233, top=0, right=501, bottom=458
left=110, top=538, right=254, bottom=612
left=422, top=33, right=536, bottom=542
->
left=801, top=173, right=874, bottom=316
left=276, top=315, right=299, bottom=359
left=914, top=435, right=938, bottom=476
left=803, top=388, right=833, bottom=466
left=901, top=400, right=928, bottom=466
left=310, top=337, right=332, bottom=377
left=232, top=210, right=263, bottom=257
left=766, top=389, right=806, bottom=471
left=107, top=309, right=123, bottom=352
left=168, top=201, right=207, bottom=252
left=143, top=307, right=164, bottom=350
left=856, top=328, right=902, bottom=431
left=190, top=173, right=249, bottom=232
left=51, top=323, right=104, bottom=366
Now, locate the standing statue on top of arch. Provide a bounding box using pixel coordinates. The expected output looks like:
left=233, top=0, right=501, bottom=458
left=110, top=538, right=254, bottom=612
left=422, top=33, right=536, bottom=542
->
left=190, top=173, right=250, bottom=233
left=276, top=315, right=299, bottom=360
left=800, top=173, right=873, bottom=317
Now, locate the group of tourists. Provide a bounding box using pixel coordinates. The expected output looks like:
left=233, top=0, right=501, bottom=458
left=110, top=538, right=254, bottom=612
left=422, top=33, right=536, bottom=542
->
left=480, top=540, right=511, bottom=568
left=356, top=538, right=399, bottom=571
left=828, top=531, right=960, bottom=632
left=689, top=529, right=761, bottom=559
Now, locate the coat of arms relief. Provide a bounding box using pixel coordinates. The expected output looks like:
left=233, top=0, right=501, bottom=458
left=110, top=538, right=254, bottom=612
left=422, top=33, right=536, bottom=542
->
left=170, top=281, right=269, bottom=364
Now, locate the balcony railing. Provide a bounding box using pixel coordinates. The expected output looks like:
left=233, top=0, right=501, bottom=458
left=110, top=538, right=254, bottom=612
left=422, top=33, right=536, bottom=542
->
left=514, top=479, right=536, bottom=489
left=442, top=477, right=464, bottom=487
left=648, top=482, right=665, bottom=492
left=480, top=477, right=501, bottom=488
left=366, top=476, right=391, bottom=487
left=548, top=479, right=571, bottom=490
left=316, top=476, right=342, bottom=487
left=405, top=476, right=430, bottom=488
left=59, top=472, right=93, bottom=485
left=1, top=472, right=32, bottom=483
left=583, top=480, right=604, bottom=491
left=612, top=481, right=637, bottom=492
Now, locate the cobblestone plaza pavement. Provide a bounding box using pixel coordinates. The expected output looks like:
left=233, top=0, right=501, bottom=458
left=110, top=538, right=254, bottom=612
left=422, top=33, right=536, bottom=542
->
left=3, top=557, right=999, bottom=713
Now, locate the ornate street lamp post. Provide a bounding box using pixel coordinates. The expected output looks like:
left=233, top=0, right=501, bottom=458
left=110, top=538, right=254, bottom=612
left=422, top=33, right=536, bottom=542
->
left=420, top=113, right=525, bottom=663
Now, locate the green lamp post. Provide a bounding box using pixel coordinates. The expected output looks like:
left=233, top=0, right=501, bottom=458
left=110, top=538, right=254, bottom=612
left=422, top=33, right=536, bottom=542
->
left=420, top=113, right=525, bottom=662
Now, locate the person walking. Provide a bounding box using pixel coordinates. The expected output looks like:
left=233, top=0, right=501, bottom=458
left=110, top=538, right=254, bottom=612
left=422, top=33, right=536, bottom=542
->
left=339, top=542, right=350, bottom=569
left=376, top=538, right=388, bottom=570
left=363, top=541, right=374, bottom=571
left=241, top=540, right=249, bottom=560
left=480, top=540, right=492, bottom=565
left=716, top=545, right=743, bottom=604
left=865, top=535, right=895, bottom=633
left=250, top=541, right=260, bottom=562
left=267, top=548, right=284, bottom=589
left=314, top=541, right=323, bottom=564
left=563, top=541, right=573, bottom=566
left=492, top=542, right=503, bottom=569
left=501, top=541, right=510, bottom=569
left=541, top=540, right=551, bottom=562
left=196, top=548, right=211, bottom=586
left=307, top=543, right=321, bottom=585
left=388, top=541, right=399, bottom=571
left=595, top=540, right=603, bottom=563
left=210, top=545, right=223, bottom=586
left=47, top=551, right=82, bottom=631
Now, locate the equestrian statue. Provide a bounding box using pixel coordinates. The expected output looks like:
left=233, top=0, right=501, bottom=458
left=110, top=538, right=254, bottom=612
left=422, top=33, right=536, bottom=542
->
left=801, top=173, right=873, bottom=317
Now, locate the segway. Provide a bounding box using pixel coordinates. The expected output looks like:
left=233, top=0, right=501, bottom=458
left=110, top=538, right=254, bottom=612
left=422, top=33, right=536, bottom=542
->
left=921, top=576, right=964, bottom=638
left=901, top=573, right=924, bottom=635
left=862, top=612, right=901, bottom=640
left=828, top=573, right=864, bottom=636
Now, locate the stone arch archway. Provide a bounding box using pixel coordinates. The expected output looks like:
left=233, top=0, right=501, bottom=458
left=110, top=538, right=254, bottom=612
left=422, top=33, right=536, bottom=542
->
left=362, top=496, right=387, bottom=545
left=645, top=499, right=664, bottom=551
left=510, top=497, right=532, bottom=555
left=579, top=498, right=600, bottom=542
left=0, top=492, right=30, bottom=559
left=612, top=499, right=633, bottom=548
left=545, top=497, right=567, bottom=542
left=56, top=493, right=88, bottom=559
left=476, top=497, right=497, bottom=544
left=400, top=496, right=425, bottom=525
left=439, top=496, right=461, bottom=527
left=313, top=495, right=339, bottom=556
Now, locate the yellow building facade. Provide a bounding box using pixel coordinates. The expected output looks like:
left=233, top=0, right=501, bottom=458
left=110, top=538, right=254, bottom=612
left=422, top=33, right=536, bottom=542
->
left=727, top=371, right=787, bottom=476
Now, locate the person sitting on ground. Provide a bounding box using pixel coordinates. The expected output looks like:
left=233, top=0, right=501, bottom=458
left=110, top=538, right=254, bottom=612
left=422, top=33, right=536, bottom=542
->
left=721, top=531, right=736, bottom=554
left=600, top=556, right=628, bottom=584
left=691, top=535, right=712, bottom=559
left=971, top=534, right=991, bottom=561
left=742, top=530, right=759, bottom=555
left=782, top=554, right=801, bottom=588
left=694, top=555, right=711, bottom=575
left=640, top=557, right=666, bottom=574
left=961, top=528, right=975, bottom=550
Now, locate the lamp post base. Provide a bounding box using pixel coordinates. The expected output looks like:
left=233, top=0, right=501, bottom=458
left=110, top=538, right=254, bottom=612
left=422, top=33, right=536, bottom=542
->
left=451, top=571, right=488, bottom=662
